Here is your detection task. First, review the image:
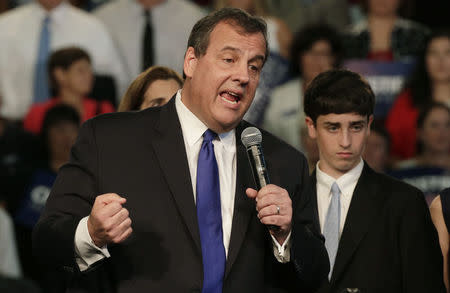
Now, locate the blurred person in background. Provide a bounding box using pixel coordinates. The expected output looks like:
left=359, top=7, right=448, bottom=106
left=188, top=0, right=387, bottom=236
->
left=214, top=0, right=292, bottom=60
left=0, top=114, right=38, bottom=214
left=343, top=0, right=429, bottom=61
left=389, top=103, right=450, bottom=205
left=94, top=0, right=206, bottom=84
left=395, top=103, right=450, bottom=170
left=23, top=47, right=114, bottom=135
left=0, top=0, right=127, bottom=121
left=15, top=104, right=80, bottom=290
left=430, top=187, right=450, bottom=293
left=214, top=0, right=293, bottom=125
left=386, top=29, right=450, bottom=159
left=263, top=0, right=350, bottom=34
left=118, top=65, right=183, bottom=111
left=262, top=25, right=342, bottom=151
left=362, top=122, right=391, bottom=173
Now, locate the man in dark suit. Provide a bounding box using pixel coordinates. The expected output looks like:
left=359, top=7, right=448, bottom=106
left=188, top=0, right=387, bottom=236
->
left=33, top=8, right=328, bottom=292
left=301, top=69, right=445, bottom=293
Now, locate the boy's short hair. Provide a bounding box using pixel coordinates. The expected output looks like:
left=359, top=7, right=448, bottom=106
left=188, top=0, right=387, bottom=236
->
left=48, top=47, right=91, bottom=94
left=304, top=69, right=375, bottom=123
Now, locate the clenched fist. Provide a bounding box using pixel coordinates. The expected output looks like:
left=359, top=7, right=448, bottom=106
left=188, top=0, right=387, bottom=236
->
left=87, top=193, right=132, bottom=247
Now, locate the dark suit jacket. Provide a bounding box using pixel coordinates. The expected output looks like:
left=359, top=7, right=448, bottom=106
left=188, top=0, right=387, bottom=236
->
left=306, top=163, right=445, bottom=293
left=33, top=97, right=328, bottom=292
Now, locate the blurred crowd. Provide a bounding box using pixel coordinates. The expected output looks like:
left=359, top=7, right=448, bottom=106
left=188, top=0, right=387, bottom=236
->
left=0, top=0, right=449, bottom=291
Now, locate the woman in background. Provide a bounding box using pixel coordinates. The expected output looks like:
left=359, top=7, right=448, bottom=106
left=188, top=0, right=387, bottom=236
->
left=344, top=0, right=429, bottom=61
left=262, top=25, right=342, bottom=151
left=386, top=30, right=450, bottom=159
left=118, top=66, right=183, bottom=111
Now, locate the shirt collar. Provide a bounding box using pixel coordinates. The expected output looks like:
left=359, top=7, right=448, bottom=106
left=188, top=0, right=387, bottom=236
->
left=175, top=90, right=235, bottom=151
left=316, top=158, right=364, bottom=197
left=33, top=0, right=68, bottom=23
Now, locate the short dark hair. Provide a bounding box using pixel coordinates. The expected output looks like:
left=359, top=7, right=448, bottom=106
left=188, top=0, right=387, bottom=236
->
left=304, top=69, right=375, bottom=123
left=290, top=24, right=342, bottom=76
left=187, top=7, right=268, bottom=61
left=48, top=47, right=91, bottom=94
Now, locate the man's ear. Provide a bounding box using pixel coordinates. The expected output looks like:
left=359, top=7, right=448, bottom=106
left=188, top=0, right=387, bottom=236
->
left=305, top=116, right=317, bottom=139
left=183, top=47, right=198, bottom=79
left=367, top=114, right=374, bottom=136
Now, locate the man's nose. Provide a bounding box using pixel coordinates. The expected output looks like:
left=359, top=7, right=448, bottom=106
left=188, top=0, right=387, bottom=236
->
left=339, top=130, right=351, bottom=148
left=232, top=61, right=250, bottom=85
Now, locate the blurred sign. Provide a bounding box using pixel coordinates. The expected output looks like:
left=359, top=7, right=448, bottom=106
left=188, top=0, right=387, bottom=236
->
left=344, top=59, right=415, bottom=119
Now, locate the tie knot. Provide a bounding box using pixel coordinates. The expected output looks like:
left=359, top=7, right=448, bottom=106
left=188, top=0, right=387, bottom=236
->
left=331, top=182, right=340, bottom=197
left=43, top=16, right=50, bottom=25
left=203, top=129, right=217, bottom=143
left=144, top=10, right=150, bottom=19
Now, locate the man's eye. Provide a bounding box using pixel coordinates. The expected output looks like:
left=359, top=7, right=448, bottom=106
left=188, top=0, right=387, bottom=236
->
left=352, top=125, right=363, bottom=131
left=223, top=58, right=233, bottom=63
left=249, top=65, right=260, bottom=72
left=328, top=127, right=338, bottom=132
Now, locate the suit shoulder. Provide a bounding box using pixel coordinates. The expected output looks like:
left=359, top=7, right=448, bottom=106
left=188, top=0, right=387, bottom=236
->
left=257, top=123, right=307, bottom=164
left=86, top=107, right=161, bottom=130
left=374, top=171, right=425, bottom=203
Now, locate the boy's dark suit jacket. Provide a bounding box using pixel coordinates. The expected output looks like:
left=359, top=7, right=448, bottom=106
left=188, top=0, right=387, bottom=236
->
left=304, top=163, right=445, bottom=293
left=33, top=97, right=329, bottom=292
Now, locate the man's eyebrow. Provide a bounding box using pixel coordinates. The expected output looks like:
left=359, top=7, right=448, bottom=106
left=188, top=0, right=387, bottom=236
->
left=323, top=122, right=340, bottom=127
left=349, top=120, right=366, bottom=126
left=220, top=46, right=265, bottom=63
left=220, top=46, right=240, bottom=54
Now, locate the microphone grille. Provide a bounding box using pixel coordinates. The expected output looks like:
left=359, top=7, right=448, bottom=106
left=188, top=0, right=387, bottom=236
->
left=241, top=127, right=262, bottom=147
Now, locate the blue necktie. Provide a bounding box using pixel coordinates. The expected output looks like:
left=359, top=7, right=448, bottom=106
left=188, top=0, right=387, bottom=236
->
left=33, top=16, right=51, bottom=103
left=196, top=129, right=226, bottom=293
left=323, top=182, right=341, bottom=280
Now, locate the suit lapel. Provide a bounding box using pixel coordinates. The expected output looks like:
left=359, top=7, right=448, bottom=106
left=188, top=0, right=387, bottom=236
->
left=331, top=164, right=382, bottom=282
left=225, top=122, right=256, bottom=278
left=150, top=98, right=201, bottom=254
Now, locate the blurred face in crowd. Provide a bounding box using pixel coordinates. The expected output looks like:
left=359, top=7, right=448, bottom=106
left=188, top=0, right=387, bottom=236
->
left=37, top=0, right=63, bottom=10
left=368, top=0, right=401, bottom=17
left=182, top=21, right=266, bottom=133
left=426, top=37, right=450, bottom=84
left=419, top=107, right=450, bottom=154
left=300, top=40, right=335, bottom=84
left=362, top=131, right=389, bottom=172
left=306, top=113, right=373, bottom=178
left=48, top=121, right=79, bottom=163
left=55, top=59, right=94, bottom=97
left=140, top=78, right=181, bottom=110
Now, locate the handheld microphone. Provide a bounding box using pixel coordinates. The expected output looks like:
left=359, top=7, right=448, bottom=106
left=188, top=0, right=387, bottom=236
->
left=241, top=127, right=270, bottom=189
left=241, top=127, right=279, bottom=231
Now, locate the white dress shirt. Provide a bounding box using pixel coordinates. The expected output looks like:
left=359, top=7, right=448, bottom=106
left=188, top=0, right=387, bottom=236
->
left=74, top=90, right=289, bottom=271
left=316, top=159, right=364, bottom=235
left=0, top=208, right=22, bottom=278
left=94, top=0, right=206, bottom=84
left=0, top=1, right=128, bottom=120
